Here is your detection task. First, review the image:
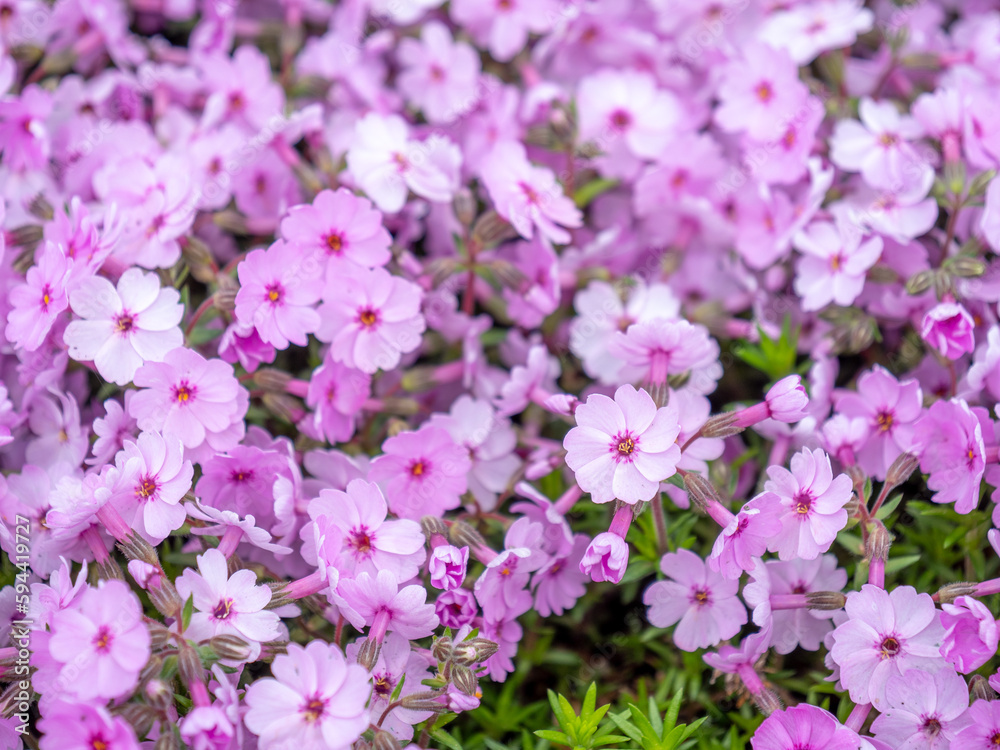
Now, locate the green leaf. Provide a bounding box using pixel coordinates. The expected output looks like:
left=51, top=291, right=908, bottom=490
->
left=181, top=594, right=195, bottom=632
left=430, top=728, right=464, bottom=750
left=574, top=177, right=618, bottom=208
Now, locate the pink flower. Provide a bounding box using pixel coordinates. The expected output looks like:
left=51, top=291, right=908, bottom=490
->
left=175, top=548, right=281, bottom=659
left=346, top=113, right=461, bottom=213
left=304, top=357, right=371, bottom=444
left=610, top=319, right=719, bottom=387
left=563, top=385, right=681, bottom=505
left=579, top=532, right=629, bottom=584
left=64, top=268, right=184, bottom=386
left=940, top=596, right=1000, bottom=674
left=834, top=365, right=923, bottom=480
left=316, top=266, right=426, bottom=374
left=306, top=479, right=426, bottom=581
left=449, top=0, right=558, bottom=61
left=912, top=399, right=985, bottom=514
left=765, top=375, right=811, bottom=423
left=334, top=569, right=439, bottom=643
left=397, top=21, right=482, bottom=124
left=493, top=344, right=560, bottom=417
left=88, top=394, right=138, bottom=467
left=871, top=668, right=971, bottom=750
left=435, top=589, right=478, bottom=629
left=234, top=241, right=322, bottom=350
left=764, top=447, right=853, bottom=560
left=38, top=702, right=139, bottom=750
left=793, top=218, right=883, bottom=312
left=280, top=187, right=392, bottom=271
left=752, top=704, right=868, bottom=750
left=921, top=301, right=976, bottom=360
left=534, top=534, right=590, bottom=617
left=180, top=706, right=235, bottom=750
left=0, top=84, right=51, bottom=171
left=829, top=584, right=946, bottom=709
left=643, top=548, right=747, bottom=652
left=368, top=425, right=471, bottom=520
left=968, top=326, right=1000, bottom=401
left=480, top=141, right=582, bottom=244
left=131, top=347, right=249, bottom=459
left=429, top=545, right=469, bottom=591
left=100, top=430, right=193, bottom=543
left=44, top=579, right=151, bottom=701
left=243, top=641, right=371, bottom=750
left=709, top=492, right=784, bottom=580
left=759, top=0, right=873, bottom=65
left=952, top=700, right=1000, bottom=750
left=715, top=42, right=809, bottom=141
left=577, top=69, right=681, bottom=159
left=5, top=241, right=72, bottom=352
left=475, top=517, right=549, bottom=619
left=830, top=97, right=930, bottom=190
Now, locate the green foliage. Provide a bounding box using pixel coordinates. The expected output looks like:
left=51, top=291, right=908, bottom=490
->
left=732, top=316, right=800, bottom=381
left=609, top=692, right=707, bottom=750
left=534, top=683, right=629, bottom=750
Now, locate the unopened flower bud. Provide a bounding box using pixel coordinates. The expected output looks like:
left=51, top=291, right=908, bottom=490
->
left=471, top=210, right=517, bottom=247
left=155, top=731, right=179, bottom=750
left=936, top=582, right=978, bottom=605
left=753, top=688, right=783, bottom=717
left=905, top=269, right=935, bottom=295
left=181, top=236, right=218, bottom=284
left=116, top=703, right=158, bottom=738
left=213, top=286, right=237, bottom=312
left=261, top=392, right=304, bottom=423
left=27, top=193, right=53, bottom=221
left=147, top=577, right=183, bottom=620
left=121, top=531, right=161, bottom=566
left=400, top=691, right=451, bottom=713
left=453, top=188, right=476, bottom=227
left=148, top=623, right=173, bottom=650
left=948, top=256, right=987, bottom=278
left=466, top=637, right=499, bottom=663
left=144, top=677, right=173, bottom=711
left=177, top=645, right=205, bottom=691
left=450, top=664, right=479, bottom=696
left=763, top=375, right=809, bottom=423
left=358, top=638, right=382, bottom=671
left=700, top=412, right=744, bottom=439
left=683, top=472, right=724, bottom=512
left=885, top=452, right=920, bottom=488
left=373, top=729, right=403, bottom=750
left=421, top=517, right=447, bottom=539
left=254, top=368, right=292, bottom=392
left=843, top=494, right=860, bottom=517
left=96, top=557, right=125, bottom=582
left=806, top=591, right=847, bottom=610
left=971, top=674, right=997, bottom=703
left=866, top=523, right=892, bottom=564
left=208, top=635, right=253, bottom=662
left=432, top=636, right=453, bottom=662
left=449, top=520, right=486, bottom=550
left=8, top=224, right=43, bottom=249
left=490, top=258, right=529, bottom=290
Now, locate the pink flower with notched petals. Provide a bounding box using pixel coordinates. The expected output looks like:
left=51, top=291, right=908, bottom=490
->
left=243, top=641, right=371, bottom=750
left=303, top=357, right=371, bottom=444
left=235, top=240, right=322, bottom=350
left=306, top=479, right=426, bottom=581
left=99, top=430, right=192, bottom=544
left=130, top=347, right=249, bottom=460
left=334, top=569, right=439, bottom=643
left=37, top=702, right=139, bottom=750
left=871, top=668, right=971, bottom=750
left=368, top=425, right=472, bottom=520
left=280, top=187, right=392, bottom=272
left=912, top=399, right=985, bottom=515
left=564, top=385, right=681, bottom=505
left=829, top=584, right=946, bottom=710
left=429, top=545, right=469, bottom=591
left=397, top=21, right=482, bottom=124
left=940, top=596, right=1000, bottom=674
left=0, top=84, right=51, bottom=171
left=480, top=141, right=582, bottom=245
left=921, top=301, right=976, bottom=360
left=752, top=704, right=869, bottom=750
left=175, top=548, right=281, bottom=659
left=63, top=267, right=184, bottom=386
left=580, top=532, right=629, bottom=584
left=6, top=241, right=72, bottom=352
left=43, top=579, right=151, bottom=702
left=643, top=548, right=747, bottom=652
left=534, top=534, right=590, bottom=616
left=709, top=492, right=783, bottom=580
left=315, top=265, right=426, bottom=375
left=793, top=218, right=883, bottom=312
left=952, top=699, right=1000, bottom=750
left=609, top=319, right=719, bottom=387
left=450, top=0, right=559, bottom=61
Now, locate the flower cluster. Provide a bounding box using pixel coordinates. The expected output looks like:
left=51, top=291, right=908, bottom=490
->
left=5, top=0, right=1000, bottom=748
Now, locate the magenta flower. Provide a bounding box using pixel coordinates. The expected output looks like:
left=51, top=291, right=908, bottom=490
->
left=5, top=241, right=72, bottom=352
left=88, top=394, right=138, bottom=467
left=829, top=584, right=946, bottom=709
left=397, top=21, right=481, bottom=124
left=243, top=641, right=371, bottom=750
left=334, top=569, right=439, bottom=643
left=435, top=588, right=478, bottom=629
left=234, top=241, right=323, bottom=350
left=643, top=548, right=747, bottom=652
left=610, top=319, right=720, bottom=387
left=480, top=141, right=582, bottom=245
left=912, top=399, right=985, bottom=514
left=368, top=424, right=471, bottom=520
left=306, top=479, right=426, bottom=580
left=37, top=702, right=139, bottom=750
left=763, top=375, right=810, bottom=424
left=534, top=534, right=590, bottom=617
left=63, top=268, right=184, bottom=386
left=131, top=347, right=249, bottom=460
left=709, top=492, right=783, bottom=580
left=940, top=596, right=1000, bottom=674
left=475, top=517, right=549, bottom=619
left=921, top=301, right=976, bottom=360
left=764, top=447, right=853, bottom=560
left=180, top=706, right=235, bottom=750
left=316, top=266, right=426, bottom=374
left=175, top=548, right=281, bottom=658
left=564, top=385, right=681, bottom=505
left=429, top=545, right=470, bottom=591
left=871, top=668, right=971, bottom=750
left=792, top=218, right=883, bottom=312
left=303, top=357, right=372, bottom=444
left=752, top=704, right=867, bottom=750
left=100, top=430, right=193, bottom=543
left=45, top=579, right=151, bottom=701
left=579, top=531, right=630, bottom=584
left=280, top=187, right=392, bottom=271
left=834, top=365, right=923, bottom=480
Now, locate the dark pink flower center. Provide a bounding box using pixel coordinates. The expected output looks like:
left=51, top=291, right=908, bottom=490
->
left=358, top=307, right=380, bottom=328
left=136, top=476, right=158, bottom=500
left=350, top=528, right=373, bottom=554
left=230, top=468, right=254, bottom=483
left=40, top=284, right=53, bottom=311
left=115, top=313, right=135, bottom=333
left=876, top=410, right=894, bottom=432
left=373, top=672, right=395, bottom=697
left=213, top=598, right=234, bottom=620
left=921, top=715, right=942, bottom=737
left=609, top=109, right=632, bottom=131
left=93, top=625, right=113, bottom=652
left=301, top=694, right=327, bottom=723
left=879, top=635, right=901, bottom=659
left=690, top=587, right=711, bottom=607
left=266, top=283, right=283, bottom=305
left=755, top=81, right=774, bottom=103
left=173, top=381, right=196, bottom=404
left=793, top=492, right=813, bottom=516
left=409, top=459, right=428, bottom=478
left=611, top=431, right=639, bottom=463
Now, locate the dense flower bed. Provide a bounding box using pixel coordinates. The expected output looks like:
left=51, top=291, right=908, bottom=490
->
left=4, top=0, right=1000, bottom=748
